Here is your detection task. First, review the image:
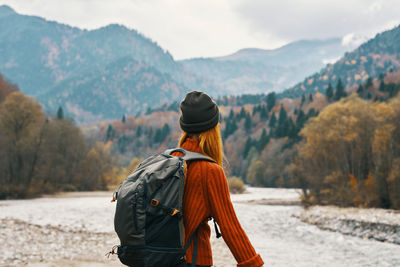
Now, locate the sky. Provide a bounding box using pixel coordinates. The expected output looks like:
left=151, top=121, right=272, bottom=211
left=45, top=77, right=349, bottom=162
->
left=0, top=0, right=399, bottom=60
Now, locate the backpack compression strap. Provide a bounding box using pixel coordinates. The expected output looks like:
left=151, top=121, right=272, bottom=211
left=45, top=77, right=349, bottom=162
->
left=181, top=225, right=200, bottom=267
left=163, top=148, right=216, bottom=163
left=165, top=148, right=215, bottom=266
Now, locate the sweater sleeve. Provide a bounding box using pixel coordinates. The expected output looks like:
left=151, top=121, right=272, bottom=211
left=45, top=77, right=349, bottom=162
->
left=205, top=164, right=264, bottom=267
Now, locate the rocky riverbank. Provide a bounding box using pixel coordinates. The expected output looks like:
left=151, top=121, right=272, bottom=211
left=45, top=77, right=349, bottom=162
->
left=1, top=189, right=400, bottom=267
left=299, top=206, right=400, bottom=245
left=0, top=218, right=121, bottom=266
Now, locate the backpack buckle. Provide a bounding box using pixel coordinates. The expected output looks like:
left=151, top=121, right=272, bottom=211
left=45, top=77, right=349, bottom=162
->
left=170, top=209, right=180, bottom=217
left=150, top=199, right=159, bottom=207
left=111, top=191, right=117, bottom=203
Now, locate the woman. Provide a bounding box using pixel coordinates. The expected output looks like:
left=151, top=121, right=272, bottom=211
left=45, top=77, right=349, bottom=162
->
left=173, top=91, right=264, bottom=267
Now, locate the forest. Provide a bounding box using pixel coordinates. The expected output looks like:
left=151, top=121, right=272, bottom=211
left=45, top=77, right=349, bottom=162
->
left=296, top=93, right=400, bottom=209
left=93, top=71, right=400, bottom=209
left=0, top=74, right=114, bottom=199
left=1, top=70, right=400, bottom=210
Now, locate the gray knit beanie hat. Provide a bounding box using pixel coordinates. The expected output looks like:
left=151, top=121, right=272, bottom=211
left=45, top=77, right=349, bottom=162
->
left=179, top=91, right=219, bottom=133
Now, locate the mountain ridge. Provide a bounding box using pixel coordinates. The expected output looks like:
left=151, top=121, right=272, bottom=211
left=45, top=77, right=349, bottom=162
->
left=0, top=5, right=356, bottom=122
left=281, top=24, right=400, bottom=98
left=180, top=38, right=352, bottom=94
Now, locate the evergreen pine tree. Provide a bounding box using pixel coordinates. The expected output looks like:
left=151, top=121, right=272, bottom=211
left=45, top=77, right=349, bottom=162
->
left=122, top=114, right=126, bottom=123
left=306, top=108, right=317, bottom=118
left=357, top=84, right=364, bottom=94
left=106, top=124, right=114, bottom=141
left=252, top=105, right=258, bottom=115
left=244, top=114, right=252, bottom=132
left=258, top=128, right=269, bottom=151
left=224, top=118, right=238, bottom=139
left=326, top=83, right=334, bottom=101
left=239, top=107, right=246, bottom=119
left=57, top=106, right=64, bottom=120
left=276, top=119, right=289, bottom=138
left=118, top=135, right=127, bottom=154
left=136, top=126, right=142, bottom=137
left=309, top=94, right=313, bottom=102
left=287, top=117, right=296, bottom=139
left=379, top=80, right=386, bottom=92
left=260, top=105, right=268, bottom=120
left=278, top=105, right=287, bottom=125
left=366, top=77, right=373, bottom=88
left=162, top=123, right=170, bottom=140
left=300, top=94, right=306, bottom=106
left=269, top=113, right=277, bottom=128
left=295, top=110, right=306, bottom=133
left=266, top=92, right=276, bottom=111
left=334, top=78, right=346, bottom=100
left=274, top=105, right=289, bottom=138
left=154, top=128, right=162, bottom=143
left=228, top=109, right=234, bottom=120
left=244, top=137, right=253, bottom=158
left=154, top=124, right=170, bottom=143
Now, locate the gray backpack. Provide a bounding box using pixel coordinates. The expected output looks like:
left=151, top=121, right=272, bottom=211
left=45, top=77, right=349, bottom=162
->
left=111, top=148, right=216, bottom=267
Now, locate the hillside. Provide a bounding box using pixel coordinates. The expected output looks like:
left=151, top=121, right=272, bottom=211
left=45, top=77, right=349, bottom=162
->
left=281, top=24, right=400, bottom=98
left=92, top=66, right=400, bottom=188
left=181, top=38, right=354, bottom=94
left=0, top=73, right=112, bottom=199
left=0, top=6, right=180, bottom=93
left=0, top=5, right=358, bottom=121
left=39, top=56, right=185, bottom=122
left=0, top=5, right=198, bottom=121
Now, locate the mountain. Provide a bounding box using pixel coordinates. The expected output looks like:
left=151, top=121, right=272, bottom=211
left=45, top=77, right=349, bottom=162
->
left=0, top=5, right=181, bottom=94
left=39, top=56, right=184, bottom=122
left=180, top=38, right=354, bottom=94
left=0, top=5, right=354, bottom=122
left=0, top=5, right=197, bottom=121
left=281, top=24, right=400, bottom=98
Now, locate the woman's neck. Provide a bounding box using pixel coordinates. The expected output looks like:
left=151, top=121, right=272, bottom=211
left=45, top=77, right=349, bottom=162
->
left=187, top=134, right=200, bottom=141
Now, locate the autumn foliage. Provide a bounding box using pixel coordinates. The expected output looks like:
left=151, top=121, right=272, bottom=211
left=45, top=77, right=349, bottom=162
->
left=0, top=84, right=113, bottom=199
left=295, top=94, right=400, bottom=209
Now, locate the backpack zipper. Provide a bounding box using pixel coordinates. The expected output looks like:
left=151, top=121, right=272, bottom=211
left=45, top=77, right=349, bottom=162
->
left=132, top=190, right=138, bottom=230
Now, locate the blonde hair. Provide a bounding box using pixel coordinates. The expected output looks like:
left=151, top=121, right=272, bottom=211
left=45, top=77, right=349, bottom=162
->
left=178, top=124, right=223, bottom=166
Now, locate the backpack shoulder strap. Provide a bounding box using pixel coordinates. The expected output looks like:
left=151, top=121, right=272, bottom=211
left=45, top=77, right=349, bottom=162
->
left=163, top=148, right=216, bottom=163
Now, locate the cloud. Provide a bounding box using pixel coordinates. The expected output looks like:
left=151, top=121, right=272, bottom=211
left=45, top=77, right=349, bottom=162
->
left=367, top=1, right=382, bottom=13
left=341, top=33, right=368, bottom=48
left=232, top=0, right=400, bottom=42
left=0, top=0, right=278, bottom=59
left=1, top=0, right=400, bottom=59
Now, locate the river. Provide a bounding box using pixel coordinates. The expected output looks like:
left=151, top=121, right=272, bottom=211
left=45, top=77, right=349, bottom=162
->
left=0, top=188, right=399, bottom=266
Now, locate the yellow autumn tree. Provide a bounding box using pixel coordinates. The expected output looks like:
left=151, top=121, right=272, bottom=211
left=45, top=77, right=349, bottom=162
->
left=0, top=92, right=44, bottom=197
left=246, top=160, right=266, bottom=186
left=385, top=94, right=400, bottom=208
left=36, top=119, right=88, bottom=191
left=296, top=93, right=400, bottom=207
left=73, top=142, right=112, bottom=190
left=0, top=90, right=115, bottom=198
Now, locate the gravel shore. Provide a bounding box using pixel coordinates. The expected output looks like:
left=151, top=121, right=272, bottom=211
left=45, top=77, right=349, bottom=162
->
left=1, top=189, right=400, bottom=267
left=299, top=206, right=400, bottom=245
left=0, top=218, right=121, bottom=266
left=0, top=216, right=237, bottom=267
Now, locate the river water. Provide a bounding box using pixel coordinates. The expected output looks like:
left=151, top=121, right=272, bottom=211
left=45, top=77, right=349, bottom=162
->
left=0, top=188, right=399, bottom=266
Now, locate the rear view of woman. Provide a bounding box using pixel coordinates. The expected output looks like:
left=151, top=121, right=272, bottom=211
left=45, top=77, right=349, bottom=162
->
left=173, top=91, right=264, bottom=267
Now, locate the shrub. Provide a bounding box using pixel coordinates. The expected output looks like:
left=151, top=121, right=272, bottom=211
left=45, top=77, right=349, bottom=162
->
left=228, top=177, right=246, bottom=194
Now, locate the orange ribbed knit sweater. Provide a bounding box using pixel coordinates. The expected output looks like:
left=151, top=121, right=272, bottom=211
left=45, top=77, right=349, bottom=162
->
left=172, top=138, right=264, bottom=267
